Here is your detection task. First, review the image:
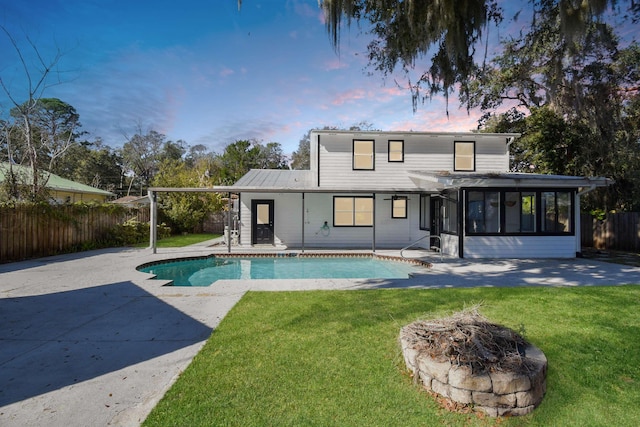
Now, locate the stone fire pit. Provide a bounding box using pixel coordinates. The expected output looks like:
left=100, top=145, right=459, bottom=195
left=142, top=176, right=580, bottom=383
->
left=399, top=309, right=547, bottom=417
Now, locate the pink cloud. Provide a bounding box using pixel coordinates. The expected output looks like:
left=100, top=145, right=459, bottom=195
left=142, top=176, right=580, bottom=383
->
left=331, top=88, right=367, bottom=105
left=324, top=58, right=348, bottom=71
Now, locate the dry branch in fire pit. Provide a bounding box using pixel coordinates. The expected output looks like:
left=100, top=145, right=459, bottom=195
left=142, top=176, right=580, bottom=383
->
left=400, top=307, right=535, bottom=375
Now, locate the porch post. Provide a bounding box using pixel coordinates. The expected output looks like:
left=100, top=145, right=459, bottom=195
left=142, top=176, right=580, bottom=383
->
left=227, top=192, right=232, bottom=254
left=372, top=192, right=376, bottom=253
left=149, top=190, right=157, bottom=254
left=301, top=192, right=305, bottom=253
left=575, top=192, right=582, bottom=257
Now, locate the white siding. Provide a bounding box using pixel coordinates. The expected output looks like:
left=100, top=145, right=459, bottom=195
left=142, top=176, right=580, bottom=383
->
left=239, top=193, right=303, bottom=246
left=440, top=234, right=459, bottom=257
left=239, top=192, right=427, bottom=249
left=312, top=132, right=510, bottom=190
left=463, top=236, right=577, bottom=258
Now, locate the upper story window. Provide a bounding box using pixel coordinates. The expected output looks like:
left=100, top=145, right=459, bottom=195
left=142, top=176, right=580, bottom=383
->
left=334, top=196, right=374, bottom=226
left=391, top=196, right=407, bottom=218
left=353, top=139, right=374, bottom=170
left=388, top=140, right=404, bottom=162
left=454, top=141, right=475, bottom=171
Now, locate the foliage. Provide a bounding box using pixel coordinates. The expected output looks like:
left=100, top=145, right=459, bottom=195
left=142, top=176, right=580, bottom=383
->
left=291, top=131, right=311, bottom=170
left=53, top=138, right=124, bottom=194
left=143, top=286, right=640, bottom=427
left=216, top=139, right=288, bottom=184
left=319, top=1, right=637, bottom=111
left=152, top=159, right=223, bottom=233
left=119, top=129, right=168, bottom=192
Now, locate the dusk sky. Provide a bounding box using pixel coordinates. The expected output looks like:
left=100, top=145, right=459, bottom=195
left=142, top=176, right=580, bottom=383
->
left=1, top=1, right=631, bottom=156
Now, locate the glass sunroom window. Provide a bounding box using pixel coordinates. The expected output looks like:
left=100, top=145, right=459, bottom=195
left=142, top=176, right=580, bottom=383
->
left=466, top=189, right=573, bottom=235
left=467, top=191, right=499, bottom=233
left=353, top=140, right=374, bottom=170
left=542, top=191, right=571, bottom=232
left=505, top=191, right=536, bottom=233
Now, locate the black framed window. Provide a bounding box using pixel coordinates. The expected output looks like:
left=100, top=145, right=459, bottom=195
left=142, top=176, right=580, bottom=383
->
left=353, top=139, right=374, bottom=170
left=541, top=191, right=571, bottom=232
left=419, top=194, right=430, bottom=230
left=391, top=196, right=407, bottom=218
left=334, top=196, right=374, bottom=226
left=465, top=189, right=574, bottom=235
left=454, top=141, right=475, bottom=171
left=388, top=140, right=404, bottom=162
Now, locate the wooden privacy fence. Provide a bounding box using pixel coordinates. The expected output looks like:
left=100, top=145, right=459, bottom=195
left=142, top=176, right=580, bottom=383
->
left=0, top=204, right=149, bottom=263
left=581, top=212, right=640, bottom=252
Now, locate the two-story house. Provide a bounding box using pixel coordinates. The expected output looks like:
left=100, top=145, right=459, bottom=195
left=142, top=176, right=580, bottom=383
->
left=150, top=129, right=611, bottom=258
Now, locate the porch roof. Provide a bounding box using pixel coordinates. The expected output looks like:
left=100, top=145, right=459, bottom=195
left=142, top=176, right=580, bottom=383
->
left=407, top=171, right=613, bottom=191
left=148, top=169, right=613, bottom=194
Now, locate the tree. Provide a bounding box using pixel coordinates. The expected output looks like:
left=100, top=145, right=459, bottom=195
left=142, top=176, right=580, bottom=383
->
left=291, top=131, right=311, bottom=170
left=120, top=129, right=182, bottom=193
left=31, top=98, right=81, bottom=172
left=216, top=139, right=263, bottom=184
left=259, top=142, right=289, bottom=169
left=0, top=26, right=68, bottom=200
left=152, top=159, right=223, bottom=232
left=54, top=138, right=124, bottom=194
left=318, top=1, right=637, bottom=111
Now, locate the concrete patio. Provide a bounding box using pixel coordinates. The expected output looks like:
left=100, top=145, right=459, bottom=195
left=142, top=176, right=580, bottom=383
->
left=1, top=241, right=640, bottom=426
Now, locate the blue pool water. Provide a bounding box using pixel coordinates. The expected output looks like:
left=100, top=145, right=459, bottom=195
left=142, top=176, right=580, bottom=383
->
left=139, top=256, right=417, bottom=286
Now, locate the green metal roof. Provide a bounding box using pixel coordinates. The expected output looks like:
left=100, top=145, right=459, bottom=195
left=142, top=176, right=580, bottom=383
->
left=0, top=162, right=114, bottom=196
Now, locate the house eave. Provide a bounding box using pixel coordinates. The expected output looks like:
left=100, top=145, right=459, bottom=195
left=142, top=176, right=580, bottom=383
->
left=407, top=171, right=613, bottom=191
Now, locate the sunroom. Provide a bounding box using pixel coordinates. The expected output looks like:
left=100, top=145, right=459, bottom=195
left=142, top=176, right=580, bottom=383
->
left=408, top=171, right=612, bottom=258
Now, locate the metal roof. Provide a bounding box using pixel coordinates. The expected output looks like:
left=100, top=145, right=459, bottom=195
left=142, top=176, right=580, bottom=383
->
left=0, top=162, right=115, bottom=196
left=149, top=169, right=613, bottom=194
left=234, top=169, right=313, bottom=189
left=407, top=171, right=613, bottom=191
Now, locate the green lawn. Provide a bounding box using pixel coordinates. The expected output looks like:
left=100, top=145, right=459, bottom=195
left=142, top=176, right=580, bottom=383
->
left=144, top=286, right=640, bottom=427
left=136, top=233, right=220, bottom=248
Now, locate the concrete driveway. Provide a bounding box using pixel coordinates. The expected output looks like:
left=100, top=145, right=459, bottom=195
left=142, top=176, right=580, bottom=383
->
left=1, top=245, right=639, bottom=426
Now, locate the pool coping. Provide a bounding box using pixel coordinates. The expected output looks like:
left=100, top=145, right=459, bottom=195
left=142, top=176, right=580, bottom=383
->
left=136, top=252, right=432, bottom=287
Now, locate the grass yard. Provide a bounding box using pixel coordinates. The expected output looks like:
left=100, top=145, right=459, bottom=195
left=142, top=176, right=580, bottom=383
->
left=136, top=233, right=220, bottom=248
left=143, top=286, right=640, bottom=427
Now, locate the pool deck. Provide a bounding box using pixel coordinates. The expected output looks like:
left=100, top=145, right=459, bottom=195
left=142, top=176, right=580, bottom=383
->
left=2, top=239, right=640, bottom=426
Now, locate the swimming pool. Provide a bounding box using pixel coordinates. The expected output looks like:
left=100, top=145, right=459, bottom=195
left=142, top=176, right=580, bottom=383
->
left=138, top=255, right=423, bottom=286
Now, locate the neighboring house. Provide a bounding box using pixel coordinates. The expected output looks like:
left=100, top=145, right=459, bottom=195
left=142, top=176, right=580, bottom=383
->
left=150, top=130, right=612, bottom=258
left=0, top=162, right=114, bottom=203
left=110, top=195, right=150, bottom=208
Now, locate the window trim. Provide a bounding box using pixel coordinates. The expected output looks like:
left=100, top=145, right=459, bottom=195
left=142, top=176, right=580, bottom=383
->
left=352, top=139, right=375, bottom=170
left=454, top=141, right=476, bottom=172
left=388, top=140, right=404, bottom=162
left=391, top=196, right=408, bottom=219
left=333, top=196, right=374, bottom=227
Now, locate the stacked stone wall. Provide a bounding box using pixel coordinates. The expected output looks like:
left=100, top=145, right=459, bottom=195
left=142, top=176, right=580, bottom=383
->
left=400, top=335, right=547, bottom=417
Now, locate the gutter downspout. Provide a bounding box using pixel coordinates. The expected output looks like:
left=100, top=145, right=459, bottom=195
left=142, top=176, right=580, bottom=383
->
left=372, top=193, right=376, bottom=253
